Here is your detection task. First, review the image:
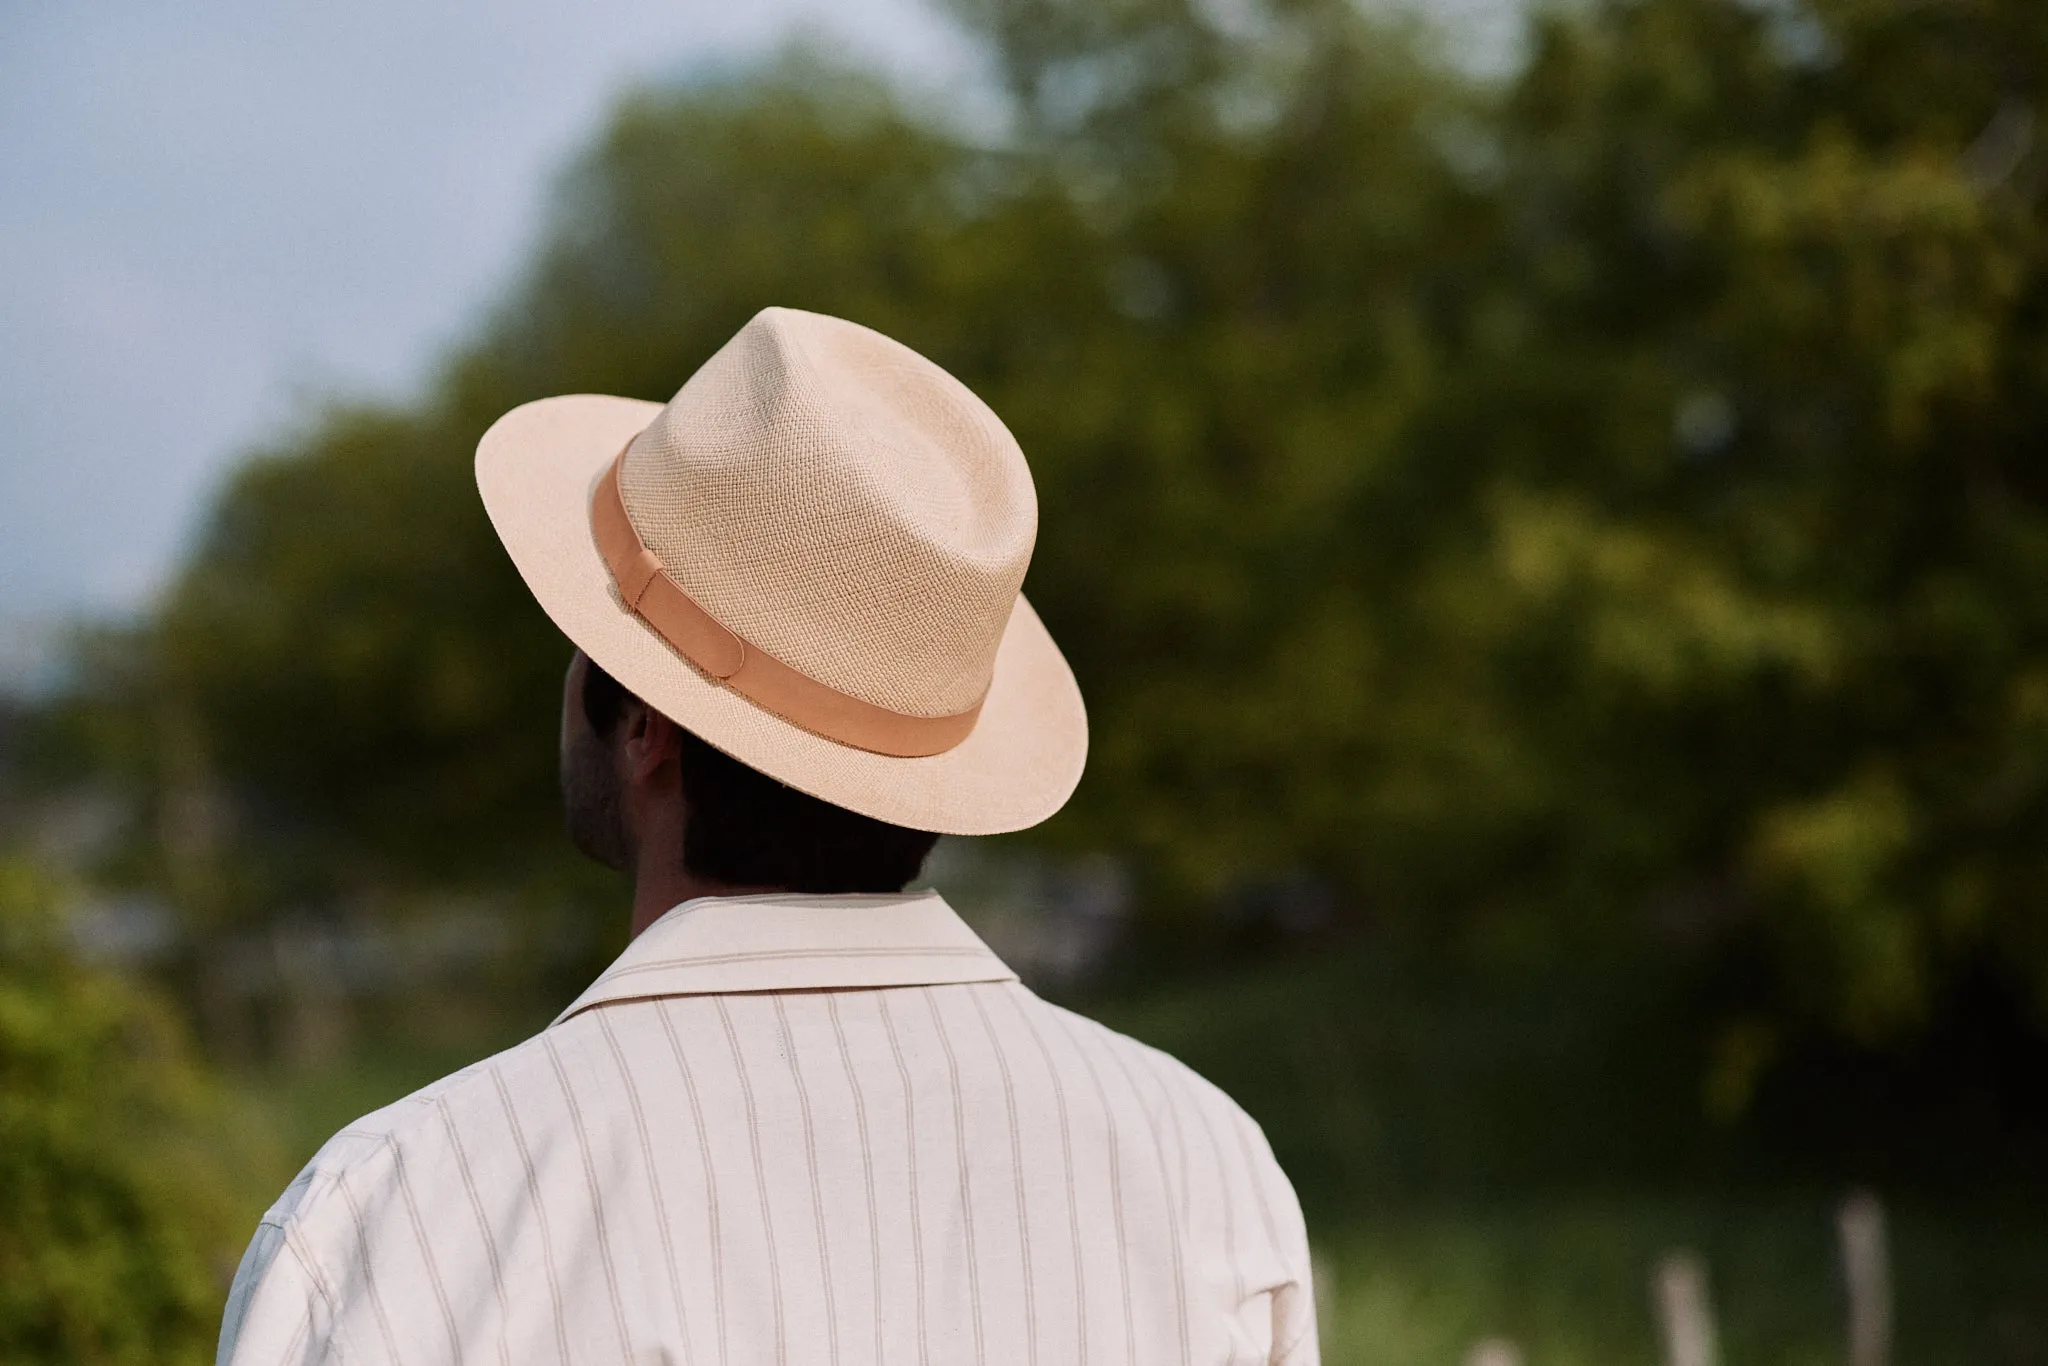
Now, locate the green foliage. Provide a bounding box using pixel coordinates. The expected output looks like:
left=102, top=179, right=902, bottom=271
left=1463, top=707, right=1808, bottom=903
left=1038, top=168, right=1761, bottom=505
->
left=1311, top=1194, right=2048, bottom=1366
left=1089, top=943, right=2048, bottom=1362
left=60, top=0, right=2048, bottom=1082
left=1474, top=0, right=2048, bottom=1046
left=0, top=863, right=257, bottom=1364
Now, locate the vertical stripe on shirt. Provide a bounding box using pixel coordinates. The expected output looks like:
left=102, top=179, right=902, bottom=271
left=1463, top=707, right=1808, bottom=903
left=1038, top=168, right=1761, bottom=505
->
left=776, top=994, right=843, bottom=1366
left=876, top=991, right=931, bottom=1366
left=433, top=1096, right=513, bottom=1366
left=489, top=1069, right=571, bottom=1363
left=386, top=1136, right=463, bottom=1364
left=716, top=996, right=788, bottom=1366
left=334, top=1170, right=406, bottom=1364
left=827, top=992, right=887, bottom=1366
left=928, top=988, right=988, bottom=1362
left=659, top=1000, right=730, bottom=1364
left=969, top=986, right=1039, bottom=1366
left=1009, top=987, right=1091, bottom=1366
left=544, top=1033, right=636, bottom=1358
left=1054, top=1007, right=1139, bottom=1366
left=597, top=1010, right=693, bottom=1364
left=1102, top=1040, right=1193, bottom=1366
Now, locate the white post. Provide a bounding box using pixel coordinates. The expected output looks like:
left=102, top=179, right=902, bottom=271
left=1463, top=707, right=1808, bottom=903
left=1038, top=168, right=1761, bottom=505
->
left=1464, top=1338, right=1523, bottom=1366
left=1839, top=1190, right=1891, bottom=1366
left=1653, top=1251, right=1718, bottom=1366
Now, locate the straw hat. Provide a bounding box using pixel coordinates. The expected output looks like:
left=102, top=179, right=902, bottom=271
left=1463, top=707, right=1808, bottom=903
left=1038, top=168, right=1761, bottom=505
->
left=475, top=306, right=1087, bottom=835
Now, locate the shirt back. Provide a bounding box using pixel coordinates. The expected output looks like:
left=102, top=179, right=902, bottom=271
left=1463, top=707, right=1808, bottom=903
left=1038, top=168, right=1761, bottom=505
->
left=217, top=893, right=1318, bottom=1366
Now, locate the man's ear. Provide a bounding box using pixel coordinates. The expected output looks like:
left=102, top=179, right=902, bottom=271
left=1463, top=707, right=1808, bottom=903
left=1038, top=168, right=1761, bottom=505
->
left=619, top=700, right=680, bottom=787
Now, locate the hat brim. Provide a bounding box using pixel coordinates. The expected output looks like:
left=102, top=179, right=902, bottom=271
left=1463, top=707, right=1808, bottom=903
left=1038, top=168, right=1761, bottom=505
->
left=476, top=394, right=1087, bottom=835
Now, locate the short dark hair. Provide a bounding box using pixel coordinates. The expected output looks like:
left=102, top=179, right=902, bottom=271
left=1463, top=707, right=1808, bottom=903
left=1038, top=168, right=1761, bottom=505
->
left=581, top=658, right=941, bottom=893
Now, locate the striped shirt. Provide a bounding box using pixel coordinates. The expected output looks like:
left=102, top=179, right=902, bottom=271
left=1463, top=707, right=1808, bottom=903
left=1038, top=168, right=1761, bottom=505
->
left=217, top=892, right=1318, bottom=1364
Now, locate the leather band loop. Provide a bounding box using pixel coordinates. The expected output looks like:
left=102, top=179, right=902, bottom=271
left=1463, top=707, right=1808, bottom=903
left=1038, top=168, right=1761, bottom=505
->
left=591, top=447, right=986, bottom=757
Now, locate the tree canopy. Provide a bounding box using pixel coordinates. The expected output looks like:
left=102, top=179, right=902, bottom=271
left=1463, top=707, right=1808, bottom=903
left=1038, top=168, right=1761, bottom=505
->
left=66, top=0, right=2048, bottom=1077
left=0, top=863, right=254, bottom=1364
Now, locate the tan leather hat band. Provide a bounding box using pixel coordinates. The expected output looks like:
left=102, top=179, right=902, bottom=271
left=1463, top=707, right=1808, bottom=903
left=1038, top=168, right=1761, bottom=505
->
left=591, top=447, right=986, bottom=758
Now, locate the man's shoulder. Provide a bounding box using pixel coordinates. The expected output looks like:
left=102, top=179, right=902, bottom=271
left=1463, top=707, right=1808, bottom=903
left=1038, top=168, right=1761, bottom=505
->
left=1026, top=990, right=1276, bottom=1148
left=257, top=1030, right=556, bottom=1230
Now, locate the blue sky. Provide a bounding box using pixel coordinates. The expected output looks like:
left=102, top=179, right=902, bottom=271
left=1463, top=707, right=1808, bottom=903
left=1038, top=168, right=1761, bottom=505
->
left=0, top=0, right=963, bottom=644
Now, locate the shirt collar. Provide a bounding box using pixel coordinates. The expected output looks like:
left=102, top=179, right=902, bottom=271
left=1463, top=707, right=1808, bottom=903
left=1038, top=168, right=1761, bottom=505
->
left=551, top=891, right=1016, bottom=1026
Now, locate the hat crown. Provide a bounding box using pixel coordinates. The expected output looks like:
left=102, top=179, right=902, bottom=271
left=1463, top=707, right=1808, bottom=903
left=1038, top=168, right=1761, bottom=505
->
left=618, top=308, right=1036, bottom=718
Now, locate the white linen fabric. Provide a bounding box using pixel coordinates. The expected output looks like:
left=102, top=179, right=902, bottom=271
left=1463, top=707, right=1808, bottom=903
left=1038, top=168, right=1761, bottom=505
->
left=216, top=892, right=1318, bottom=1365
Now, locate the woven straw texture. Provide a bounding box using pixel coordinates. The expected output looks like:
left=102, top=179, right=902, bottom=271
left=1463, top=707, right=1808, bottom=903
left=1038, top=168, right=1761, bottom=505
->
left=620, top=309, right=1035, bottom=718
left=473, top=309, right=1087, bottom=834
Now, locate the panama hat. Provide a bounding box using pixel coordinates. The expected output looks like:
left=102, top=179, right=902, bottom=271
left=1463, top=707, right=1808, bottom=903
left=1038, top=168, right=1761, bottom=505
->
left=474, top=306, right=1087, bottom=835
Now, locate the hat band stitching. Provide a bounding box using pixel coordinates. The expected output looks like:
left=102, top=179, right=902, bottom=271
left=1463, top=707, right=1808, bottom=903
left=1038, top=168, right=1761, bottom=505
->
left=591, top=445, right=986, bottom=758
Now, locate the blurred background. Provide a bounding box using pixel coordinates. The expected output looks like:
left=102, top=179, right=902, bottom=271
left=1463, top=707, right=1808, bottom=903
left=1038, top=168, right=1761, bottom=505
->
left=5, top=0, right=2047, bottom=1360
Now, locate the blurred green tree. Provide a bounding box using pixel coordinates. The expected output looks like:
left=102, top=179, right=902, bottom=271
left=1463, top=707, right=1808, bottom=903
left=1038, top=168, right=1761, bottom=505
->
left=1438, top=0, right=2048, bottom=1064
left=54, top=0, right=2048, bottom=1100
left=0, top=862, right=255, bottom=1364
